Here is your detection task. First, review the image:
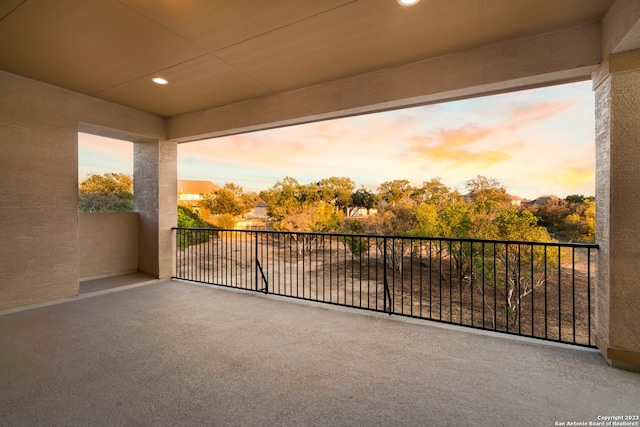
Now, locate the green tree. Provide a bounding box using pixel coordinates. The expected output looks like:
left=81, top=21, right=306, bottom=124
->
left=200, top=182, right=256, bottom=216
left=277, top=201, right=342, bottom=233
left=531, top=197, right=569, bottom=232
left=341, top=219, right=369, bottom=258
left=531, top=195, right=595, bottom=242
left=316, top=177, right=355, bottom=214
left=439, top=203, right=473, bottom=238
left=200, top=182, right=257, bottom=229
left=351, top=186, right=377, bottom=215
left=465, top=175, right=511, bottom=211
left=177, top=204, right=214, bottom=228
left=260, top=177, right=303, bottom=221
left=420, top=178, right=459, bottom=207
left=471, top=208, right=557, bottom=326
left=297, top=181, right=321, bottom=205
left=562, top=198, right=595, bottom=242
left=487, top=209, right=551, bottom=241
left=461, top=176, right=514, bottom=239
left=377, top=179, right=419, bottom=207
left=410, top=180, right=469, bottom=239
left=212, top=213, right=237, bottom=229
left=79, top=173, right=133, bottom=213
left=358, top=205, right=417, bottom=272
left=261, top=176, right=354, bottom=230
left=176, top=204, right=215, bottom=250
left=413, top=203, right=439, bottom=237
left=276, top=201, right=343, bottom=255
left=565, top=194, right=587, bottom=203
left=361, top=204, right=417, bottom=236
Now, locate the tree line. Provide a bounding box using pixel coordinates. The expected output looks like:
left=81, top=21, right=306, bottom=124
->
left=78, top=173, right=595, bottom=243
left=194, top=175, right=594, bottom=243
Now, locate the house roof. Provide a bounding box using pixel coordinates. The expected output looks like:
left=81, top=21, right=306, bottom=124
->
left=521, top=195, right=562, bottom=207
left=530, top=195, right=561, bottom=206
left=0, top=0, right=615, bottom=118
left=177, top=180, right=219, bottom=195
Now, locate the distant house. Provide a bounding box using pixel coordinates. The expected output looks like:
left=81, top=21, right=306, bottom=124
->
left=509, top=195, right=524, bottom=207
left=522, top=195, right=560, bottom=208
left=237, top=200, right=270, bottom=230
left=177, top=180, right=219, bottom=208
left=350, top=207, right=378, bottom=217
left=245, top=200, right=269, bottom=219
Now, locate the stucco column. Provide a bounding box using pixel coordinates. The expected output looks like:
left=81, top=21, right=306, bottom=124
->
left=593, top=48, right=640, bottom=371
left=134, top=139, right=177, bottom=279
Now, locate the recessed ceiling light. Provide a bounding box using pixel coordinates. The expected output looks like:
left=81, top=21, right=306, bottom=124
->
left=151, top=77, right=169, bottom=85
left=397, top=0, right=420, bottom=5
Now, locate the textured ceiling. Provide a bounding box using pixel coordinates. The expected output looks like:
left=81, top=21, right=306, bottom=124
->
left=0, top=0, right=615, bottom=118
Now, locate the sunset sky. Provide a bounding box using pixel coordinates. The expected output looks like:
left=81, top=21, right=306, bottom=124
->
left=79, top=80, right=595, bottom=200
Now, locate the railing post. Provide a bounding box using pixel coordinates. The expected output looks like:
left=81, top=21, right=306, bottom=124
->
left=383, top=237, right=392, bottom=314
left=255, top=231, right=259, bottom=292
left=254, top=231, right=268, bottom=294
left=172, top=227, right=178, bottom=279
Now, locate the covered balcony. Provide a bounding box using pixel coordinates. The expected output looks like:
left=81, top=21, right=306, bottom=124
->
left=1, top=279, right=639, bottom=425
left=1, top=2, right=640, bottom=422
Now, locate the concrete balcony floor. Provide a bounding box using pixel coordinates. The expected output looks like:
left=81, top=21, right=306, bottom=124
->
left=1, top=280, right=638, bottom=426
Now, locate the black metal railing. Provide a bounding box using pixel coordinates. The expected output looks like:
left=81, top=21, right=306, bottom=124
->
left=173, top=228, right=598, bottom=347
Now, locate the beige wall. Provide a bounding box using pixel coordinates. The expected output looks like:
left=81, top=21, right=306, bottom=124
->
left=79, top=213, right=138, bottom=280
left=593, top=49, right=640, bottom=369
left=134, top=140, right=177, bottom=279
left=0, top=70, right=166, bottom=310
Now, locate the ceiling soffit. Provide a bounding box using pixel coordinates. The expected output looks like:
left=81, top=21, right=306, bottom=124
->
left=0, top=0, right=616, bottom=117
left=0, top=0, right=205, bottom=95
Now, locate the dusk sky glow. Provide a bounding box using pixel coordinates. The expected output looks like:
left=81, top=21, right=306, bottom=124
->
left=79, top=81, right=595, bottom=200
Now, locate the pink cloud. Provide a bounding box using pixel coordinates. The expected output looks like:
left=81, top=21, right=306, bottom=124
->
left=79, top=134, right=133, bottom=157
left=503, top=102, right=577, bottom=130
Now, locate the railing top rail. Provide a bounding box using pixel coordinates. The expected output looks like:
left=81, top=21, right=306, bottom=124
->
left=172, top=227, right=598, bottom=249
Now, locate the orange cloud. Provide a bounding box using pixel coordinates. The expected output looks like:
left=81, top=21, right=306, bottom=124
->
left=405, top=125, right=520, bottom=169
left=433, top=126, right=492, bottom=148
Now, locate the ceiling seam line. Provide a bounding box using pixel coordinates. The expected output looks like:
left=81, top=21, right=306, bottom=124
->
left=115, top=0, right=357, bottom=58
left=0, top=0, right=27, bottom=23
left=114, top=0, right=212, bottom=51
left=90, top=53, right=212, bottom=95
left=210, top=0, right=359, bottom=52
left=208, top=52, right=277, bottom=92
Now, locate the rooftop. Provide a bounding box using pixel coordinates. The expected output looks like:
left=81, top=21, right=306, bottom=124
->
left=178, top=180, right=220, bottom=195
left=1, top=279, right=638, bottom=426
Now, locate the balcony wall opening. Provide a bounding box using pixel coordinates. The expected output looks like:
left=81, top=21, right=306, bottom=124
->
left=174, top=81, right=597, bottom=346
left=78, top=132, right=138, bottom=281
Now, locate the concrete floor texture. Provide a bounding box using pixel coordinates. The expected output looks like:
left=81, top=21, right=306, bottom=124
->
left=1, top=280, right=638, bottom=427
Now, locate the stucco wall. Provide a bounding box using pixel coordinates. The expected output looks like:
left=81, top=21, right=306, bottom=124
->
left=134, top=140, right=177, bottom=279
left=79, top=213, right=138, bottom=279
left=0, top=70, right=165, bottom=310
left=594, top=50, right=640, bottom=367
